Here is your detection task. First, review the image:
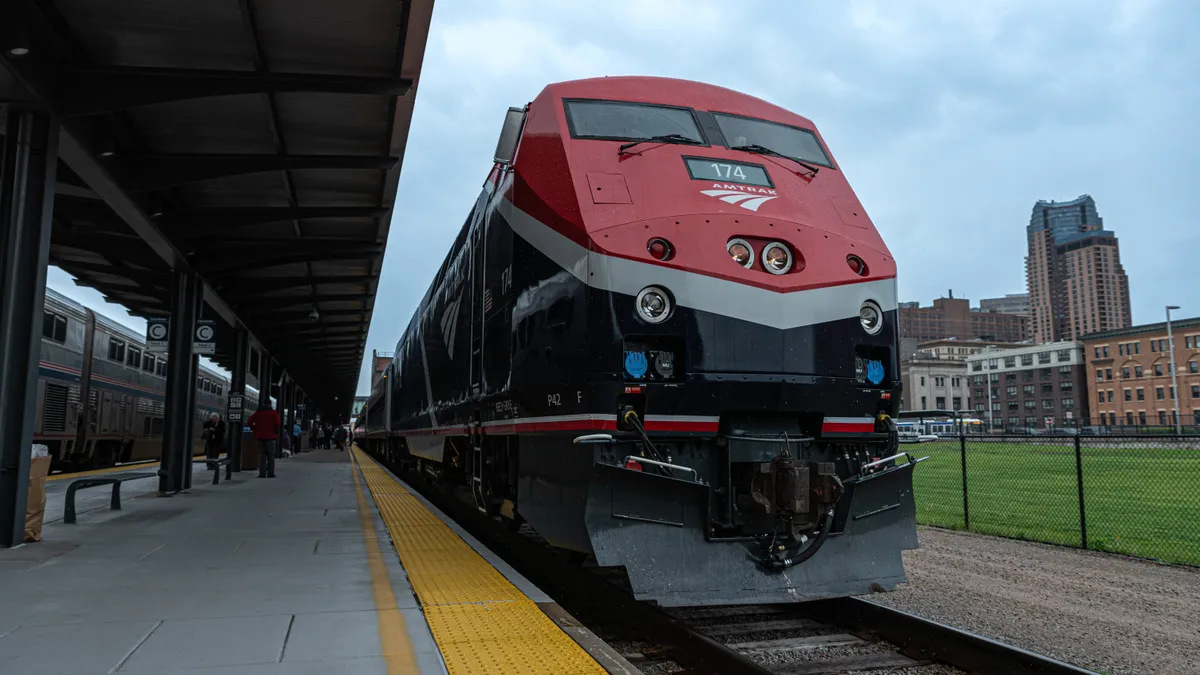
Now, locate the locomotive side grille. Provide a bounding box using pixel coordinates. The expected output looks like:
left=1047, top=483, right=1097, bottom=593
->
left=67, top=384, right=80, bottom=405
left=43, top=383, right=69, bottom=433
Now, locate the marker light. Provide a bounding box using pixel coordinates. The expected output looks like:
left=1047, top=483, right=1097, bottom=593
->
left=647, top=238, right=673, bottom=261
left=727, top=238, right=753, bottom=268
left=847, top=255, right=868, bottom=276
left=636, top=286, right=672, bottom=324
left=761, top=242, right=793, bottom=274
left=859, top=300, right=883, bottom=335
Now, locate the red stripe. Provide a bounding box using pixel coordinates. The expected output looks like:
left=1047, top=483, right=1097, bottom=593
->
left=821, top=422, right=875, bottom=434
left=396, top=417, right=720, bottom=437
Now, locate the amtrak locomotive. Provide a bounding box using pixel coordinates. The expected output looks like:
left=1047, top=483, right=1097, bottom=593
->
left=364, top=76, right=919, bottom=606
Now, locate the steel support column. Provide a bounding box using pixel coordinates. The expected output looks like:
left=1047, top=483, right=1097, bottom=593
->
left=182, top=332, right=199, bottom=491
left=227, top=328, right=248, bottom=472
left=160, top=270, right=199, bottom=493
left=0, top=108, right=59, bottom=548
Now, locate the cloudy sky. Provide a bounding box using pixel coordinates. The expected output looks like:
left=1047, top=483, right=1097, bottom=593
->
left=45, top=0, right=1199, bottom=396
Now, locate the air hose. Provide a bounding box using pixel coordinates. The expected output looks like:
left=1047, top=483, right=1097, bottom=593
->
left=759, top=508, right=836, bottom=571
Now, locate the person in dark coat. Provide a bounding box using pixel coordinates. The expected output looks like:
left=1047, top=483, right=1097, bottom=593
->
left=202, top=413, right=226, bottom=460
left=333, top=425, right=347, bottom=451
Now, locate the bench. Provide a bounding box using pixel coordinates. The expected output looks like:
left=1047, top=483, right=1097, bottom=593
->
left=63, top=472, right=157, bottom=524
left=194, top=457, right=232, bottom=485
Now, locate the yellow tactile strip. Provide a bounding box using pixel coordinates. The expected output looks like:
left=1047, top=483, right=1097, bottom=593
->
left=352, top=448, right=606, bottom=675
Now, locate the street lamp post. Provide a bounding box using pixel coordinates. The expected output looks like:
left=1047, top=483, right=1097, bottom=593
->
left=1166, top=305, right=1182, bottom=435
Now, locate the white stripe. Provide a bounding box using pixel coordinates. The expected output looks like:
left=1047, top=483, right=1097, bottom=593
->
left=739, top=196, right=777, bottom=211
left=718, top=193, right=755, bottom=204
left=481, top=413, right=604, bottom=427
left=823, top=416, right=875, bottom=424
left=497, top=197, right=897, bottom=331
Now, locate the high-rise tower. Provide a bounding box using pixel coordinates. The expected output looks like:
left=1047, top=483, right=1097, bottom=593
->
left=1026, top=195, right=1131, bottom=342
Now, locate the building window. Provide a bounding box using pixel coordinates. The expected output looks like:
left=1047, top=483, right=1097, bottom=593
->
left=952, top=397, right=961, bottom=410
left=1007, top=386, right=1018, bottom=396
left=108, top=338, right=126, bottom=362
left=1042, top=383, right=1054, bottom=394
left=1004, top=356, right=1016, bottom=368
left=1156, top=386, right=1165, bottom=400
left=42, top=311, right=67, bottom=343
left=1008, top=416, right=1020, bottom=428
left=1021, top=354, right=1033, bottom=366
left=1061, top=381, right=1073, bottom=392
left=1151, top=341, right=1157, bottom=353
left=1137, top=387, right=1145, bottom=401
left=1192, top=385, right=1199, bottom=399
left=1186, top=336, right=1193, bottom=348
left=1022, top=370, right=1033, bottom=382
left=1042, top=399, right=1054, bottom=411
left=1124, top=389, right=1132, bottom=401
left=1135, top=365, right=1143, bottom=377
left=1134, top=342, right=1141, bottom=354
left=1170, top=386, right=1176, bottom=400
left=920, top=376, right=925, bottom=386
left=973, top=375, right=985, bottom=385
left=1041, top=368, right=1052, bottom=380
left=1190, top=360, right=1198, bottom=374
left=974, top=387, right=984, bottom=399
left=1121, top=367, right=1130, bottom=379
left=1026, top=416, right=1038, bottom=427
left=1023, top=385, right=1034, bottom=395
left=1154, top=363, right=1164, bottom=376
left=1126, top=412, right=1135, bottom=425
left=935, top=396, right=946, bottom=409
left=1118, top=344, right=1125, bottom=356
left=992, top=401, right=1001, bottom=412
left=1059, top=365, right=1071, bottom=375
left=935, top=376, right=945, bottom=387
left=952, top=377, right=961, bottom=387
left=1107, top=390, right=1114, bottom=402
left=1105, top=368, right=1112, bottom=380
left=1005, top=373, right=1016, bottom=381
left=1038, top=352, right=1050, bottom=364
left=921, top=396, right=926, bottom=409
left=1159, top=411, right=1167, bottom=425
left=1094, top=347, right=1102, bottom=358
left=1102, top=346, right=1110, bottom=357
left=1007, top=401, right=1018, bottom=410
left=1062, top=397, right=1074, bottom=410
left=1139, top=411, right=1147, bottom=425
left=1024, top=399, right=1036, bottom=410
left=972, top=362, right=982, bottom=372
left=1056, top=349, right=1072, bottom=362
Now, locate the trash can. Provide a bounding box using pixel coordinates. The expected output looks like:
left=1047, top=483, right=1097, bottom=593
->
left=25, top=444, right=52, bottom=543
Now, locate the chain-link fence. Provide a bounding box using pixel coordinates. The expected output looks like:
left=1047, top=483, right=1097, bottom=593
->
left=908, top=432, right=1200, bottom=566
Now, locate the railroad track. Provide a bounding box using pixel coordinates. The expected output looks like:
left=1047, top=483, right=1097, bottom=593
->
left=373, top=452, right=1095, bottom=675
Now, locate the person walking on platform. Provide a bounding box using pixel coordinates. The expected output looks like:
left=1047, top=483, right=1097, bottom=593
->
left=316, top=424, right=326, bottom=450
left=247, top=403, right=281, bottom=478
left=202, top=413, right=226, bottom=460
left=292, top=421, right=302, bottom=453
left=333, top=425, right=347, bottom=451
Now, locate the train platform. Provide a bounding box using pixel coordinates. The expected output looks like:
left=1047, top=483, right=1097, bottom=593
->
left=0, top=449, right=621, bottom=675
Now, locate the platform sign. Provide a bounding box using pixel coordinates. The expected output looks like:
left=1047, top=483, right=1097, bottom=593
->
left=146, top=318, right=169, bottom=353
left=226, top=393, right=245, bottom=423
left=193, top=319, right=216, bottom=355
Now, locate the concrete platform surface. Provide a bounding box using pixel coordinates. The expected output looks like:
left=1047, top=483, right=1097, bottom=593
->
left=0, top=450, right=448, bottom=674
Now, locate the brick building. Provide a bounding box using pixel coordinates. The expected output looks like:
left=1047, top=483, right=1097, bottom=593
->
left=900, top=339, right=1023, bottom=413
left=965, top=342, right=1089, bottom=430
left=1081, top=317, right=1200, bottom=427
left=899, top=294, right=1030, bottom=360
left=1026, top=195, right=1132, bottom=342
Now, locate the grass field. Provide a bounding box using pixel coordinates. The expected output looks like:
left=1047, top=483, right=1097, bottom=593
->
left=909, top=438, right=1200, bottom=566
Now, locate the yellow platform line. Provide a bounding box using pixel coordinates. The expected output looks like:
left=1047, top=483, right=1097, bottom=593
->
left=350, top=450, right=421, bottom=674
left=352, top=448, right=606, bottom=675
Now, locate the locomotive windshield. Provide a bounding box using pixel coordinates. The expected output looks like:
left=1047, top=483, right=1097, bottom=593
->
left=565, top=99, right=704, bottom=144
left=714, top=112, right=833, bottom=168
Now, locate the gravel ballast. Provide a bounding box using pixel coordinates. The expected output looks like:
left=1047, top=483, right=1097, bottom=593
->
left=866, top=527, right=1200, bottom=675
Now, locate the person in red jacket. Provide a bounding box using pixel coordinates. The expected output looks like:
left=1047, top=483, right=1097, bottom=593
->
left=247, top=402, right=281, bottom=478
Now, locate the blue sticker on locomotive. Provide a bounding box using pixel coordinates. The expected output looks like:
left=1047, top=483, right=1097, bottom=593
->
left=866, top=359, right=885, bottom=385
left=624, top=351, right=649, bottom=379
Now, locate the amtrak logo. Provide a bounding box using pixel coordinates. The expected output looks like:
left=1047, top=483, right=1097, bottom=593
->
left=866, top=359, right=885, bottom=385
left=701, top=184, right=778, bottom=212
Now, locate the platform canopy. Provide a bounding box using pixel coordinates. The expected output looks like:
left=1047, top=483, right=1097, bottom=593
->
left=0, top=0, right=433, bottom=413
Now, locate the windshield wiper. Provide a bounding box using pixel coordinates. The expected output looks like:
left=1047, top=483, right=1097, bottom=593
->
left=731, top=144, right=821, bottom=176
left=618, top=134, right=701, bottom=155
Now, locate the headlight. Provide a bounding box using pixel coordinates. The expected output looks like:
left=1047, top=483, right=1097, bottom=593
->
left=859, top=300, right=883, bottom=335
left=636, top=286, right=672, bottom=324
left=761, top=242, right=793, bottom=274
left=727, top=238, right=753, bottom=268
